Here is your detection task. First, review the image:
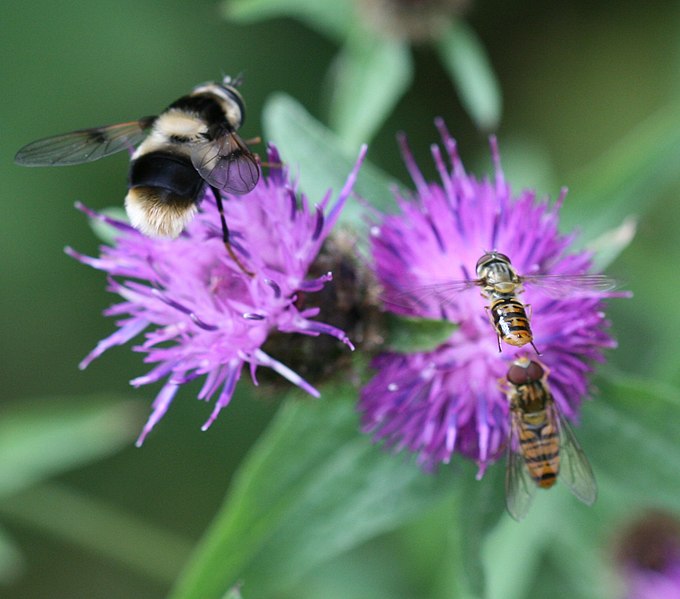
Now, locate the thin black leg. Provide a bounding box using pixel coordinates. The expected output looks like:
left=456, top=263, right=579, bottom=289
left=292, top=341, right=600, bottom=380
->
left=211, top=186, right=254, bottom=277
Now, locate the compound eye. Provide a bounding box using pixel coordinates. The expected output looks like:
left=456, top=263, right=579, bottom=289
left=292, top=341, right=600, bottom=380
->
left=223, top=86, right=246, bottom=128
left=476, top=251, right=512, bottom=271
left=506, top=363, right=529, bottom=385
left=475, top=253, right=493, bottom=270
left=525, top=360, right=545, bottom=381
left=506, top=359, right=545, bottom=385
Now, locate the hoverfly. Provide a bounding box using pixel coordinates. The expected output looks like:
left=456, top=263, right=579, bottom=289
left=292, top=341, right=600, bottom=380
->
left=15, top=75, right=259, bottom=275
left=384, top=251, right=616, bottom=352
left=503, top=357, right=597, bottom=521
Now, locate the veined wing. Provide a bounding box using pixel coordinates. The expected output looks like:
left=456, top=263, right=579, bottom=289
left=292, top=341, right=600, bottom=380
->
left=552, top=403, right=597, bottom=505
left=381, top=279, right=480, bottom=311
left=505, top=410, right=538, bottom=521
left=191, top=132, right=259, bottom=195
left=14, top=119, right=153, bottom=166
left=520, top=273, right=618, bottom=298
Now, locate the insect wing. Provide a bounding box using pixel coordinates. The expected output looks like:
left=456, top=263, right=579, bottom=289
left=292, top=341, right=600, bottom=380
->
left=191, top=133, right=260, bottom=195
left=552, top=403, right=598, bottom=505
left=382, top=279, right=479, bottom=311
left=505, top=410, right=538, bottom=521
left=521, top=273, right=617, bottom=298
left=14, top=120, right=151, bottom=166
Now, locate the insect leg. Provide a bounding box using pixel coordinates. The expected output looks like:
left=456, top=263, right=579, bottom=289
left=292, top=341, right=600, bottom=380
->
left=524, top=304, right=541, bottom=355
left=211, top=186, right=254, bottom=278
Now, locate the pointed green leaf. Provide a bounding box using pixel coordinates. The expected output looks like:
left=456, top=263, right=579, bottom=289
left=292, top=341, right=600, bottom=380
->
left=222, top=586, right=243, bottom=599
left=455, top=461, right=505, bottom=599
left=169, top=387, right=455, bottom=599
left=263, top=93, right=401, bottom=228
left=329, top=33, right=412, bottom=149
left=0, top=395, right=140, bottom=498
left=437, top=20, right=502, bottom=131
left=562, top=101, right=680, bottom=244
left=88, top=206, right=129, bottom=245
left=385, top=313, right=458, bottom=353
left=584, top=215, right=637, bottom=270
left=0, top=482, right=191, bottom=584
left=222, top=0, right=353, bottom=41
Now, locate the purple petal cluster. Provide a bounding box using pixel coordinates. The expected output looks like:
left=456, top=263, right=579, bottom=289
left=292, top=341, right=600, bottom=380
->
left=360, top=120, right=622, bottom=472
left=68, top=145, right=365, bottom=445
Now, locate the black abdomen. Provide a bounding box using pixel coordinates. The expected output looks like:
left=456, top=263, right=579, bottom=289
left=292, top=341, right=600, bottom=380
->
left=129, top=151, right=204, bottom=202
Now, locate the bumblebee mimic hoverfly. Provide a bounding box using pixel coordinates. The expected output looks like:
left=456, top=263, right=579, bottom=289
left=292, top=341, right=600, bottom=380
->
left=15, top=75, right=259, bottom=275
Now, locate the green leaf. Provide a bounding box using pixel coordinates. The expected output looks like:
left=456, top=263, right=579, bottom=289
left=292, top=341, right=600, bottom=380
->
left=483, top=490, right=561, bottom=599
left=263, top=93, right=401, bottom=230
left=0, top=482, right=192, bottom=585
left=0, top=526, right=23, bottom=584
left=329, top=32, right=413, bottom=150
left=583, top=215, right=637, bottom=271
left=222, top=0, right=353, bottom=42
left=221, top=585, right=243, bottom=599
left=0, top=395, right=140, bottom=499
left=437, top=20, right=502, bottom=131
left=454, top=461, right=505, bottom=599
left=168, top=386, right=455, bottom=599
left=562, top=101, right=680, bottom=244
left=87, top=206, right=129, bottom=245
left=579, top=370, right=680, bottom=509
left=385, top=313, right=457, bottom=353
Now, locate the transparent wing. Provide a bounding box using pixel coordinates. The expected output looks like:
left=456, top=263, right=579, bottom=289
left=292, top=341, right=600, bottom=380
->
left=14, top=119, right=152, bottom=166
left=520, top=273, right=618, bottom=298
left=550, top=403, right=598, bottom=505
left=505, top=410, right=538, bottom=521
left=191, top=133, right=260, bottom=195
left=381, top=279, right=480, bottom=310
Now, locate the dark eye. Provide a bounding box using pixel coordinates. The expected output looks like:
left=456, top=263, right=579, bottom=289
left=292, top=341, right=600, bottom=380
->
left=507, top=363, right=529, bottom=385
left=525, top=361, right=545, bottom=381
left=507, top=359, right=545, bottom=385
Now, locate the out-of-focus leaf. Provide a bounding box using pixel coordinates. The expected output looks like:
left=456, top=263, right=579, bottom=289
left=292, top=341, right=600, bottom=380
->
left=0, top=395, right=140, bottom=499
left=562, top=101, right=680, bottom=244
left=222, top=0, right=353, bottom=42
left=87, top=206, right=129, bottom=245
left=454, top=462, right=505, bottom=599
left=0, top=482, right=192, bottom=585
left=168, top=386, right=456, bottom=599
left=483, top=490, right=560, bottom=599
left=579, top=370, right=680, bottom=509
left=263, top=93, right=400, bottom=229
left=584, top=215, right=637, bottom=271
left=285, top=535, right=417, bottom=599
left=329, top=33, right=412, bottom=150
left=385, top=313, right=457, bottom=353
left=437, top=20, right=502, bottom=131
left=0, top=526, right=23, bottom=584
left=221, top=586, right=243, bottom=599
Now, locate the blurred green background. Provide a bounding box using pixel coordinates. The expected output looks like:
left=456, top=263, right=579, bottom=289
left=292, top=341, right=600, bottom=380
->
left=2, top=1, right=680, bottom=598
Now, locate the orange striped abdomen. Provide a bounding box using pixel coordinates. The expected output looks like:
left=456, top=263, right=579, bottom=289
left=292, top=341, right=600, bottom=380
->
left=518, top=415, right=560, bottom=489
left=490, top=296, right=533, bottom=348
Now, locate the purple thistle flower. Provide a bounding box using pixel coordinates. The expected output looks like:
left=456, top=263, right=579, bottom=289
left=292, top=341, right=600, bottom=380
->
left=615, top=510, right=680, bottom=599
left=67, top=145, right=365, bottom=446
left=360, top=120, right=625, bottom=473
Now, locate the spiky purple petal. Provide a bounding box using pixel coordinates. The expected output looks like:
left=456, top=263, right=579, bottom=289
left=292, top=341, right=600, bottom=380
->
left=71, top=144, right=366, bottom=443
left=360, top=128, right=623, bottom=471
